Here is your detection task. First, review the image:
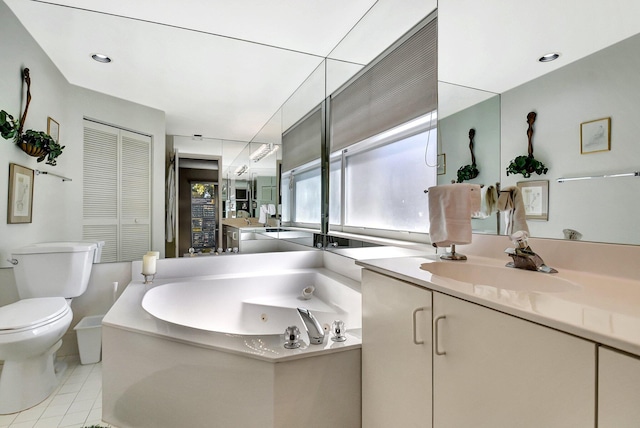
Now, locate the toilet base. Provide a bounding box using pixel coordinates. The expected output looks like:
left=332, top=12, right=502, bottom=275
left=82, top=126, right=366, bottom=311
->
left=0, top=339, right=65, bottom=415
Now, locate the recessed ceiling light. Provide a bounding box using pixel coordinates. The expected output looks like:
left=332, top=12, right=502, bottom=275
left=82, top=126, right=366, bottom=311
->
left=539, top=53, right=560, bottom=63
left=91, top=53, right=112, bottom=63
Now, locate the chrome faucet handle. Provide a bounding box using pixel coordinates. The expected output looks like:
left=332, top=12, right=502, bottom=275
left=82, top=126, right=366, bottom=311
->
left=331, top=320, right=347, bottom=342
left=510, top=230, right=530, bottom=249
left=283, top=326, right=301, bottom=349
left=6, top=258, right=18, bottom=265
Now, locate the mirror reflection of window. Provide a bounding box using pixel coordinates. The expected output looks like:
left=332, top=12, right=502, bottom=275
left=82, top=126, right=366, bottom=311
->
left=330, top=113, right=437, bottom=236
left=281, top=162, right=321, bottom=228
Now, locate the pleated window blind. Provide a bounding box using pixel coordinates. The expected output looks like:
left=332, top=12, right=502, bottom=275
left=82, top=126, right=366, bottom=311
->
left=281, top=107, right=322, bottom=172
left=330, top=17, right=437, bottom=152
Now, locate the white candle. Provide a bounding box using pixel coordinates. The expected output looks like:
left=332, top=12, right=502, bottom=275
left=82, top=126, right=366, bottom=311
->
left=142, top=254, right=156, bottom=275
left=146, top=250, right=160, bottom=259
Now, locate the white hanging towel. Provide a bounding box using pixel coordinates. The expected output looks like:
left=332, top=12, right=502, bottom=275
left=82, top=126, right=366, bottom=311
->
left=497, top=186, right=529, bottom=235
left=258, top=205, right=267, bottom=224
left=267, top=204, right=276, bottom=215
left=428, top=183, right=481, bottom=247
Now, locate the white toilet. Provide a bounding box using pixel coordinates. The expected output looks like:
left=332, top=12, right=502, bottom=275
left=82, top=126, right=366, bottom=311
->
left=0, top=242, right=97, bottom=414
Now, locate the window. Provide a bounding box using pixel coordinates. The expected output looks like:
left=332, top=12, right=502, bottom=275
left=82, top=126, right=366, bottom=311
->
left=281, top=160, right=321, bottom=228
left=329, top=158, right=342, bottom=225
left=330, top=112, right=438, bottom=240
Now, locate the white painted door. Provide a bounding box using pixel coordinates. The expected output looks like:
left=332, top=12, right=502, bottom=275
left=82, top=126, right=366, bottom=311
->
left=362, top=269, right=432, bottom=428
left=599, top=346, right=640, bottom=427
left=433, top=292, right=595, bottom=428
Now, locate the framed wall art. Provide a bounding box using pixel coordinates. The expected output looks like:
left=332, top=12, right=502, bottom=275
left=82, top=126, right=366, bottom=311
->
left=8, top=163, right=34, bottom=224
left=580, top=117, right=610, bottom=154
left=47, top=117, right=60, bottom=143
left=437, top=153, right=446, bottom=175
left=517, top=180, right=549, bottom=221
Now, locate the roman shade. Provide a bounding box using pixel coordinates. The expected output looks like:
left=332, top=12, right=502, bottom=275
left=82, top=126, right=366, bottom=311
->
left=330, top=17, right=437, bottom=152
left=281, top=106, right=322, bottom=172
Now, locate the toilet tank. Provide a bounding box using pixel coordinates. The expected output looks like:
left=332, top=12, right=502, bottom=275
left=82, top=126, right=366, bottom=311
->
left=11, top=242, right=97, bottom=299
left=30, top=240, right=105, bottom=263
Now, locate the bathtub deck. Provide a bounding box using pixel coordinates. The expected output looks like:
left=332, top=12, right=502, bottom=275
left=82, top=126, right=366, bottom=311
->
left=102, top=266, right=363, bottom=427
left=103, top=275, right=361, bottom=363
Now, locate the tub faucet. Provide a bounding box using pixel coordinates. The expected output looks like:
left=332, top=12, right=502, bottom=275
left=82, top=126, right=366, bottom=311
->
left=505, top=231, right=557, bottom=274
left=296, top=308, right=325, bottom=345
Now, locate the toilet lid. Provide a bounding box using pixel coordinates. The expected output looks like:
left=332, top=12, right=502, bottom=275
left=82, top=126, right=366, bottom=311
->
left=0, top=297, right=70, bottom=332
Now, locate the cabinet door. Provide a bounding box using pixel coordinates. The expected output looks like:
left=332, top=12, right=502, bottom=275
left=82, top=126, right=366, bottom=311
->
left=433, top=292, right=595, bottom=428
left=362, top=270, right=432, bottom=428
left=599, top=347, right=640, bottom=427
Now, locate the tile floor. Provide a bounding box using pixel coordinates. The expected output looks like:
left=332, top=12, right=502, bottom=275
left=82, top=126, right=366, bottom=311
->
left=0, top=356, right=115, bottom=428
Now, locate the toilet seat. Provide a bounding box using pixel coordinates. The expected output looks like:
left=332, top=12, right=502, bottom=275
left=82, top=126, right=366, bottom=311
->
left=0, top=297, right=70, bottom=334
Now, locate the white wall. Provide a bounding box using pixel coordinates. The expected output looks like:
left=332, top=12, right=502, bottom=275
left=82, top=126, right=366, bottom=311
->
left=501, top=34, right=640, bottom=244
left=0, top=1, right=167, bottom=355
left=0, top=1, right=166, bottom=268
left=0, top=0, right=74, bottom=266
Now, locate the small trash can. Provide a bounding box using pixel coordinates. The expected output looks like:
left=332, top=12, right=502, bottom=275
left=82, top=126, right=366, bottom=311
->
left=74, top=315, right=105, bottom=364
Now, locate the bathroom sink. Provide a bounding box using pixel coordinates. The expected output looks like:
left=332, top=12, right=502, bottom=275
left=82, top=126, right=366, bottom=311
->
left=420, top=262, right=580, bottom=293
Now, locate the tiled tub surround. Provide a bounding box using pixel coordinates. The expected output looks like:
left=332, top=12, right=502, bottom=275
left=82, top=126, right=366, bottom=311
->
left=102, top=251, right=362, bottom=428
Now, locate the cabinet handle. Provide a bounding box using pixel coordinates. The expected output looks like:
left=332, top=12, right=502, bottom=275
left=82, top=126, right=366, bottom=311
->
left=412, top=307, right=427, bottom=345
left=434, top=315, right=446, bottom=356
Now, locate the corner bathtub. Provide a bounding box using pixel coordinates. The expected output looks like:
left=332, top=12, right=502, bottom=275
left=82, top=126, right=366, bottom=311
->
left=101, top=252, right=362, bottom=428
left=141, top=269, right=361, bottom=336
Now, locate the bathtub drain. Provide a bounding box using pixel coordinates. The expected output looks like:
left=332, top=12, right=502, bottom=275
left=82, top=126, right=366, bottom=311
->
left=260, top=313, right=268, bottom=322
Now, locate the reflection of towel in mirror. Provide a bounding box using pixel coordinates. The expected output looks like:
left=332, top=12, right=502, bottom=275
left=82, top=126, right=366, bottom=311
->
left=472, top=185, right=499, bottom=219
left=497, top=186, right=529, bottom=235
left=428, top=183, right=481, bottom=247
left=258, top=205, right=267, bottom=224
left=267, top=204, right=276, bottom=215
left=484, top=185, right=498, bottom=216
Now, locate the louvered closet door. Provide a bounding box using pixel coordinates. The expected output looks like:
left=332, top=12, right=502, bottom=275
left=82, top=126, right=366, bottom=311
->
left=83, top=120, right=151, bottom=262
left=83, top=122, right=119, bottom=262
left=120, top=130, right=151, bottom=261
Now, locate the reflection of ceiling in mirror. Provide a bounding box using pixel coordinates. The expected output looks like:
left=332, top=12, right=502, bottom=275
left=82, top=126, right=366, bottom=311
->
left=438, top=0, right=640, bottom=94
left=437, top=82, right=497, bottom=119
left=4, top=0, right=437, bottom=142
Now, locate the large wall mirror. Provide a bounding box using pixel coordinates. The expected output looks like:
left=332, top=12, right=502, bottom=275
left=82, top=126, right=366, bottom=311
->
left=437, top=1, right=640, bottom=247
left=438, top=33, right=640, bottom=245
left=437, top=82, right=501, bottom=235
left=5, top=1, right=640, bottom=266
left=258, top=3, right=640, bottom=250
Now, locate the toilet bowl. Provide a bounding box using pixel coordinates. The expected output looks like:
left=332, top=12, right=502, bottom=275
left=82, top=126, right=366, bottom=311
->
left=0, top=298, right=73, bottom=414
left=0, top=242, right=96, bottom=415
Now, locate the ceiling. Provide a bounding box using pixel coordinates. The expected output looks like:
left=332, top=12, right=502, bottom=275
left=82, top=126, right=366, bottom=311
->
left=4, top=0, right=437, bottom=142
left=438, top=0, right=640, bottom=94
left=5, top=0, right=640, bottom=142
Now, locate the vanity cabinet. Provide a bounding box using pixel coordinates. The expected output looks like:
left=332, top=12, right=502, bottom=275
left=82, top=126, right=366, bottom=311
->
left=598, top=347, right=640, bottom=427
left=362, top=270, right=433, bottom=428
left=361, top=269, right=597, bottom=428
left=433, top=292, right=596, bottom=428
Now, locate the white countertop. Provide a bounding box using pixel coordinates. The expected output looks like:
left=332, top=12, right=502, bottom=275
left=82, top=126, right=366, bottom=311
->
left=356, top=254, right=640, bottom=356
